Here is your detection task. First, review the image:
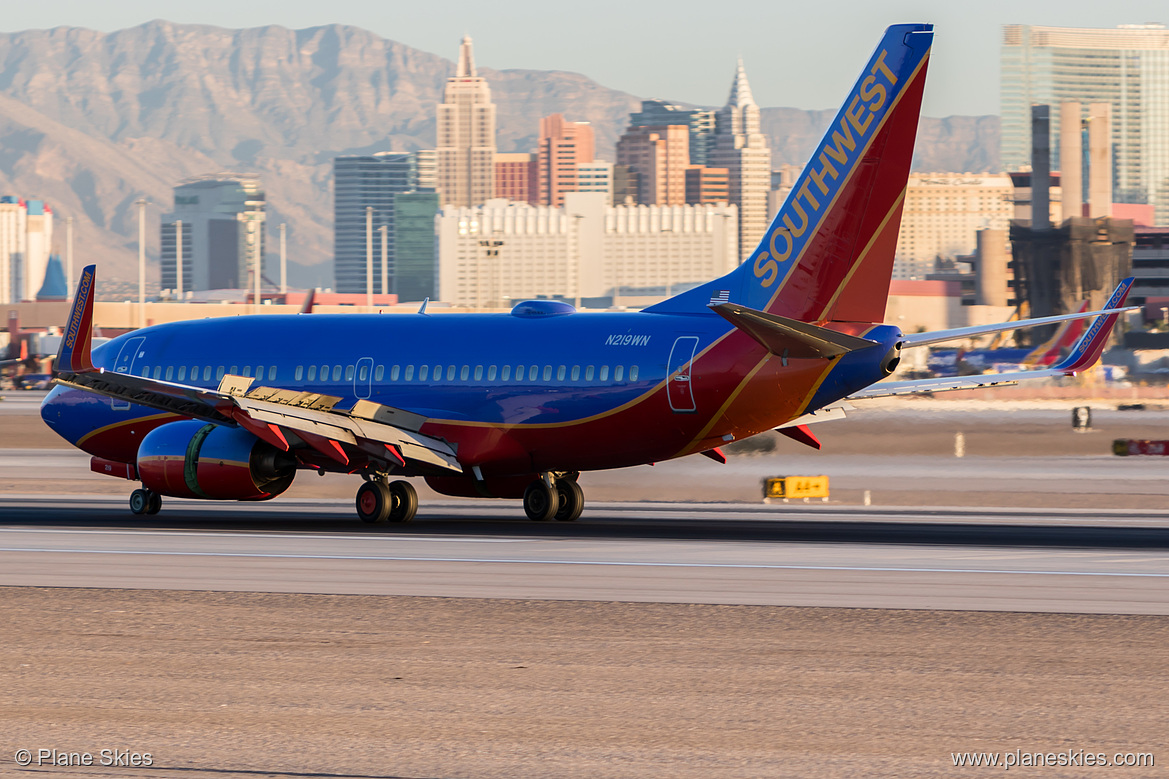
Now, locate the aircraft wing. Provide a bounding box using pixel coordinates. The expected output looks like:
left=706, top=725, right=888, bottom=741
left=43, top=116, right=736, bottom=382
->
left=850, top=278, right=1132, bottom=401
left=54, top=266, right=461, bottom=475
left=898, top=278, right=1136, bottom=348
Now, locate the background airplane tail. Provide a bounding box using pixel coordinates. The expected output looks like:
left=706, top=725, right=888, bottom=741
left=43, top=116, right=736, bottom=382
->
left=646, top=24, right=933, bottom=325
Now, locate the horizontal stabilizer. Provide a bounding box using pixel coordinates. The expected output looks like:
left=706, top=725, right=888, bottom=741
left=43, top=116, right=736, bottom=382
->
left=711, top=303, right=880, bottom=359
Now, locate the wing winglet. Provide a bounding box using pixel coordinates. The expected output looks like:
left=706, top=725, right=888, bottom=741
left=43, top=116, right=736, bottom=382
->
left=1052, top=277, right=1133, bottom=373
left=57, top=264, right=97, bottom=373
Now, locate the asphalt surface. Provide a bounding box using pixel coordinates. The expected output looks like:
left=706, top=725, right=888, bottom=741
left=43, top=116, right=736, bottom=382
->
left=3, top=495, right=1169, bottom=614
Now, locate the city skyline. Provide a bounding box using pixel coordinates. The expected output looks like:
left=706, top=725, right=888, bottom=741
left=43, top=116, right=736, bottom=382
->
left=2, top=1, right=1165, bottom=118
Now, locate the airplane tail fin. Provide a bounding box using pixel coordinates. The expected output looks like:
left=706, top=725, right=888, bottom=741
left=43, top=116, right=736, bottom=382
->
left=57, top=264, right=96, bottom=373
left=299, top=288, right=317, bottom=315
left=1022, top=300, right=1087, bottom=366
left=645, top=24, right=933, bottom=324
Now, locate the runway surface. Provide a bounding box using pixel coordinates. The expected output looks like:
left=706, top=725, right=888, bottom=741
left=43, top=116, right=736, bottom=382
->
left=4, top=494, right=1169, bottom=615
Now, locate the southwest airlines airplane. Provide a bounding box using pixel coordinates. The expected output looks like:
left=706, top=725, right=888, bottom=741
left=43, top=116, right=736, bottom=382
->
left=42, top=24, right=1134, bottom=523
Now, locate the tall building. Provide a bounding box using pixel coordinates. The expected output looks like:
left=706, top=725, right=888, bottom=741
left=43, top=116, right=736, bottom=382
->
left=629, top=100, right=716, bottom=166
left=709, top=59, right=772, bottom=258
left=436, top=36, right=496, bottom=208
left=437, top=192, right=737, bottom=307
left=333, top=151, right=433, bottom=294
left=537, top=114, right=596, bottom=207
left=161, top=175, right=265, bottom=292
left=1001, top=24, right=1169, bottom=223
left=495, top=153, right=537, bottom=203
left=0, top=197, right=27, bottom=304
left=616, top=125, right=691, bottom=205
left=393, top=191, right=441, bottom=302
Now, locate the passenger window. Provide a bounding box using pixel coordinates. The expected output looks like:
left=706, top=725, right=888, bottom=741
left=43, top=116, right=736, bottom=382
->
left=178, top=366, right=186, bottom=381
left=358, top=365, right=368, bottom=381
left=165, top=366, right=173, bottom=381
left=433, top=365, right=442, bottom=380
left=528, top=365, right=538, bottom=381
left=320, top=364, right=328, bottom=378
left=345, top=365, right=354, bottom=381
left=404, top=365, right=414, bottom=381
left=460, top=365, right=470, bottom=381
left=231, top=366, right=239, bottom=375
left=153, top=366, right=161, bottom=379
left=139, top=365, right=149, bottom=377
left=389, top=365, right=399, bottom=381
left=487, top=365, right=497, bottom=381
left=241, top=366, right=250, bottom=377
left=541, top=366, right=551, bottom=381
left=375, top=365, right=385, bottom=381
left=630, top=366, right=639, bottom=381
left=446, top=366, right=456, bottom=381
left=419, top=365, right=429, bottom=381
left=474, top=365, right=483, bottom=381
left=585, top=366, right=595, bottom=381
left=599, top=366, right=609, bottom=381
left=615, top=366, right=624, bottom=382
left=571, top=366, right=580, bottom=381
left=557, top=365, right=566, bottom=381
left=295, top=366, right=304, bottom=381
left=268, top=366, right=276, bottom=381
left=332, top=365, right=342, bottom=382
left=216, top=366, right=226, bottom=380
left=501, top=365, right=511, bottom=381
left=308, top=366, right=317, bottom=381
left=203, top=366, right=211, bottom=381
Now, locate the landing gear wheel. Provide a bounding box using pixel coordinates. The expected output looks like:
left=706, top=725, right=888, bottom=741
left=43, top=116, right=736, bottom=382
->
left=129, top=488, right=150, bottom=515
left=554, top=480, right=584, bottom=522
left=356, top=481, right=392, bottom=524
left=145, top=491, right=162, bottom=515
left=387, top=480, right=418, bottom=523
left=523, top=479, right=559, bottom=522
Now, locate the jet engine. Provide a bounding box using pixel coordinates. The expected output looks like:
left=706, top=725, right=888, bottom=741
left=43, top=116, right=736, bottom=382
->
left=136, top=420, right=296, bottom=500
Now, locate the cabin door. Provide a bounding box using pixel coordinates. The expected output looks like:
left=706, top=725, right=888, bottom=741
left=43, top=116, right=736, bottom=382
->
left=666, top=336, right=699, bottom=413
left=110, top=337, right=145, bottom=411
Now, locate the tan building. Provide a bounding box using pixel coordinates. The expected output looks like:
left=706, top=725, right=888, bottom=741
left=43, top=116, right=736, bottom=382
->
left=892, top=173, right=1015, bottom=279
left=436, top=37, right=496, bottom=208
left=616, top=125, right=690, bottom=206
left=685, top=166, right=729, bottom=205
left=710, top=59, right=771, bottom=259
left=437, top=192, right=737, bottom=307
left=537, top=115, right=595, bottom=207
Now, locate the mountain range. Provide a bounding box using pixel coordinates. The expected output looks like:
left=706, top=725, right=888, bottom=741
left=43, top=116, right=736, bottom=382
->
left=0, top=21, right=1001, bottom=288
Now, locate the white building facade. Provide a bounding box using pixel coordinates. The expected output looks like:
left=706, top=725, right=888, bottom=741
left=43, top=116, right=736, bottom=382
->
left=892, top=173, right=1015, bottom=279
left=0, top=197, right=53, bottom=303
left=437, top=192, right=738, bottom=307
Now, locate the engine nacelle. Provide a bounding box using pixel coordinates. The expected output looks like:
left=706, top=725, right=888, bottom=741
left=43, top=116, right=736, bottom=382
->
left=136, top=420, right=296, bottom=500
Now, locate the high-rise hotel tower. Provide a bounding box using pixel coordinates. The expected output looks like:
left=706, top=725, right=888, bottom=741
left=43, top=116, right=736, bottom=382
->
left=1001, top=24, right=1169, bottom=223
left=709, top=59, right=772, bottom=259
left=436, top=36, right=497, bottom=208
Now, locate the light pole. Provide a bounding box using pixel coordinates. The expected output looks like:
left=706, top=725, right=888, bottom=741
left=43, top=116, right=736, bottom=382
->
left=174, top=221, right=183, bottom=304
left=365, top=207, right=374, bottom=309
left=380, top=224, right=388, bottom=301
left=279, top=223, right=287, bottom=294
left=571, top=214, right=584, bottom=309
left=65, top=216, right=73, bottom=299
left=251, top=219, right=261, bottom=315
left=135, top=198, right=148, bottom=329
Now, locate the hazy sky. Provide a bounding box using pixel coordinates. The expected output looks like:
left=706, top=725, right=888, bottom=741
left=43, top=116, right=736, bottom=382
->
left=2, top=0, right=1166, bottom=117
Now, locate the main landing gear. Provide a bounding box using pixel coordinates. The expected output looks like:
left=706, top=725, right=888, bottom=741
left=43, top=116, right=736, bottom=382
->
left=129, top=488, right=162, bottom=516
left=356, top=479, right=418, bottom=524
left=523, top=473, right=584, bottom=523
